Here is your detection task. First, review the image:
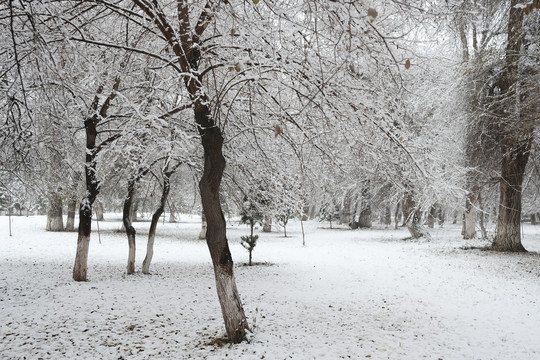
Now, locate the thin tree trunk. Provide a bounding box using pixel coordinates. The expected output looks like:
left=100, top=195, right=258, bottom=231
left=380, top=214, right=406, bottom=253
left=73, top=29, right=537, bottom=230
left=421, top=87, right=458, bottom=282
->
left=124, top=170, right=148, bottom=275
left=95, top=200, right=104, bottom=221
left=463, top=191, right=477, bottom=239
left=46, top=193, right=64, bottom=232
left=143, top=166, right=174, bottom=274
left=65, top=197, right=77, bottom=231
left=394, top=201, right=400, bottom=230
left=426, top=205, right=436, bottom=229
left=478, top=191, right=488, bottom=239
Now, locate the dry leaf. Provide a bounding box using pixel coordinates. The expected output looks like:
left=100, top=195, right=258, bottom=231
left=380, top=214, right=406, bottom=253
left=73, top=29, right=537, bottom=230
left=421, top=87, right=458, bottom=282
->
left=367, top=8, right=378, bottom=21
left=274, top=125, right=282, bottom=137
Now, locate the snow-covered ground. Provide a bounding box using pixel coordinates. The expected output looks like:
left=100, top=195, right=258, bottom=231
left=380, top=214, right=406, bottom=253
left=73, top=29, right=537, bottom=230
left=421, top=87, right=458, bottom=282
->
left=1, top=214, right=540, bottom=360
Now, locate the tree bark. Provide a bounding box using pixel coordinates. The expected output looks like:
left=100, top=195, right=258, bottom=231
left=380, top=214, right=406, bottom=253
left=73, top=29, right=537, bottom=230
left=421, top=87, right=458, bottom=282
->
left=492, top=141, right=531, bottom=251
left=46, top=193, right=64, bottom=232
left=65, top=196, right=77, bottom=231
left=143, top=166, right=174, bottom=274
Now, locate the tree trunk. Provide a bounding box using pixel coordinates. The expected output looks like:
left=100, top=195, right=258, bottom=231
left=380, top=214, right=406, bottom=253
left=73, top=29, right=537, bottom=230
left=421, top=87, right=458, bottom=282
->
left=478, top=191, right=488, bottom=239
left=198, top=108, right=249, bottom=343
left=199, top=210, right=207, bottom=239
left=73, top=79, right=121, bottom=281
left=46, top=193, right=64, bottom=232
left=491, top=0, right=531, bottom=252
left=531, top=213, right=537, bottom=226
left=143, top=167, right=174, bottom=274
left=169, top=202, right=177, bottom=223
left=65, top=197, right=77, bottom=232
left=95, top=200, right=104, bottom=221
left=462, top=191, right=477, bottom=239
left=403, top=192, right=423, bottom=239
left=492, top=142, right=531, bottom=252
left=426, top=205, right=436, bottom=229
left=394, top=201, right=400, bottom=230
left=262, top=215, right=272, bottom=232
left=124, top=173, right=146, bottom=275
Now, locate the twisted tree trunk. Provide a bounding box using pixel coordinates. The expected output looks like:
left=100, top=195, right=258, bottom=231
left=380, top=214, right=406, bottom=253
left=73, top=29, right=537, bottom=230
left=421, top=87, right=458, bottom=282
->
left=143, top=165, right=175, bottom=274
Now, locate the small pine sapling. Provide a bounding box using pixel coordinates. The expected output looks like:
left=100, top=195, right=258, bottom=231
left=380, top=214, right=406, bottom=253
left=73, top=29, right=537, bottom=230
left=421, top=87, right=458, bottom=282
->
left=240, top=196, right=264, bottom=265
left=241, top=233, right=258, bottom=266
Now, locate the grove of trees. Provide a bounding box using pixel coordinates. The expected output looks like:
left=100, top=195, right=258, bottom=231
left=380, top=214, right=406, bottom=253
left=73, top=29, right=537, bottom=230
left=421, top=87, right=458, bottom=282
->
left=1, top=0, right=539, bottom=343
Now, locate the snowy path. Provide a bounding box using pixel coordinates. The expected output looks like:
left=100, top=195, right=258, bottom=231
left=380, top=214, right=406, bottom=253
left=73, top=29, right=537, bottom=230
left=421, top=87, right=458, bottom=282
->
left=1, top=215, right=540, bottom=359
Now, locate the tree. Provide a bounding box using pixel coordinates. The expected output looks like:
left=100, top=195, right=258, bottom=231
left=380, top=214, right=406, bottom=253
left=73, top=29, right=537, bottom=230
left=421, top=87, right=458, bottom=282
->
left=491, top=1, right=539, bottom=251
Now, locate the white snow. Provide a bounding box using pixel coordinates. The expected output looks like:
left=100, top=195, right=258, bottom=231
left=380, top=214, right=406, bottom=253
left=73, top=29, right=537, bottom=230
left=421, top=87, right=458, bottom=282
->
left=1, top=215, right=540, bottom=359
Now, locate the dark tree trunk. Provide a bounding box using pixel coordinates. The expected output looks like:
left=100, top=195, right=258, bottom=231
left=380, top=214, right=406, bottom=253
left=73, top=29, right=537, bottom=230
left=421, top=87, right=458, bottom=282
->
left=124, top=169, right=148, bottom=275
left=143, top=166, right=175, bottom=274
left=123, top=180, right=137, bottom=275
left=492, top=141, right=531, bottom=252
left=531, top=214, right=537, bottom=226
left=197, top=106, right=249, bottom=343
left=46, top=193, right=64, bottom=232
left=73, top=117, right=99, bottom=282
left=132, top=0, right=249, bottom=342
left=65, top=196, right=77, bottom=232
left=491, top=1, right=532, bottom=252
left=73, top=79, right=120, bottom=282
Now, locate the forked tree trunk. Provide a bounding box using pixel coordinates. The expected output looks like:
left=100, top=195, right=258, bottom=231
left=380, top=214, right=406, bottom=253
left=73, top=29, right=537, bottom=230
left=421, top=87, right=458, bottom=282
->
left=65, top=197, right=77, bottom=231
left=492, top=141, right=531, bottom=252
left=199, top=211, right=207, bottom=239
left=143, top=166, right=175, bottom=274
left=46, top=193, right=64, bottom=232
left=73, top=78, right=120, bottom=282
left=198, top=109, right=249, bottom=343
